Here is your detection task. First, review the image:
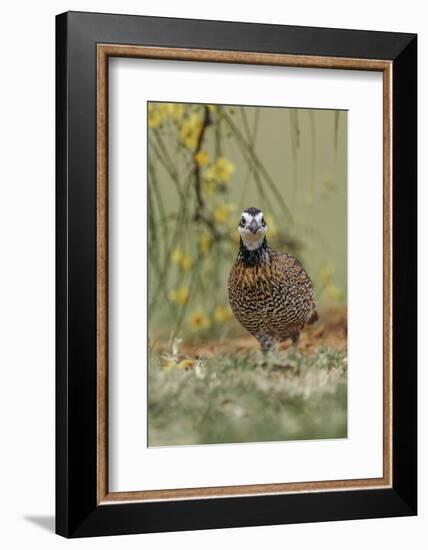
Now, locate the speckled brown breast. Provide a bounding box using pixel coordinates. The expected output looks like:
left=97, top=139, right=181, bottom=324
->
left=228, top=248, right=316, bottom=342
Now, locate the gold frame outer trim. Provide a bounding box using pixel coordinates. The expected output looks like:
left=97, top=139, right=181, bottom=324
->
left=96, top=44, right=393, bottom=504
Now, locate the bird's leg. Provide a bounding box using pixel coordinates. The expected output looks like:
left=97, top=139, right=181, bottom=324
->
left=256, top=333, right=277, bottom=368
left=291, top=332, right=300, bottom=348
left=256, top=333, right=275, bottom=353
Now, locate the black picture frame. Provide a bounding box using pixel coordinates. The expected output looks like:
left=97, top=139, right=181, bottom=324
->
left=56, top=10, right=417, bottom=538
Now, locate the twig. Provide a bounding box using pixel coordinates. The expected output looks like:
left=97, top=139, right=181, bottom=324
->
left=193, top=106, right=212, bottom=210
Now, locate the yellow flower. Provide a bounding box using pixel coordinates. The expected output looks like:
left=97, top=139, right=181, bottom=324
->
left=179, top=254, right=192, bottom=272
left=157, top=103, right=169, bottom=116
left=166, top=103, right=184, bottom=121
left=198, top=233, right=212, bottom=255
left=170, top=248, right=191, bottom=271
left=148, top=105, right=162, bottom=128
left=171, top=248, right=183, bottom=264
left=179, top=113, right=202, bottom=149
left=216, top=158, right=235, bottom=181
left=205, top=157, right=235, bottom=183
left=214, top=304, right=234, bottom=323
left=264, top=214, right=278, bottom=238
left=189, top=310, right=211, bottom=331
left=205, top=166, right=215, bottom=181
left=194, top=150, right=209, bottom=166
left=177, top=358, right=194, bottom=369
left=164, top=357, right=195, bottom=371
left=213, top=203, right=236, bottom=224
left=213, top=206, right=229, bottom=223
left=168, top=287, right=190, bottom=305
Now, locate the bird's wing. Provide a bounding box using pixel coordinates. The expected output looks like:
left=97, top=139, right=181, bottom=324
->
left=271, top=250, right=318, bottom=321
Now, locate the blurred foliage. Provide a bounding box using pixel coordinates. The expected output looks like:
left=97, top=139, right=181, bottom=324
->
left=148, top=102, right=346, bottom=343
left=149, top=342, right=347, bottom=446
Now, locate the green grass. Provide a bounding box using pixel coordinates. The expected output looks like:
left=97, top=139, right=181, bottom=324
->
left=148, top=346, right=347, bottom=446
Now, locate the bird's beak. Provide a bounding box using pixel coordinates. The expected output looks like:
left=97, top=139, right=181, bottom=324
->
left=249, top=219, right=259, bottom=234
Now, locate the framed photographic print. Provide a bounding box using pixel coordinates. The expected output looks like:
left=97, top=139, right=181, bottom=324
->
left=56, top=11, right=417, bottom=538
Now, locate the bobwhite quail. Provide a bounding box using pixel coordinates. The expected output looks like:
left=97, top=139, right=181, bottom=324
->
left=228, top=207, right=318, bottom=351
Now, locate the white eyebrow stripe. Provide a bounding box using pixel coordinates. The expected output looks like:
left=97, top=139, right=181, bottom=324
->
left=255, top=212, right=264, bottom=223
left=241, top=212, right=253, bottom=223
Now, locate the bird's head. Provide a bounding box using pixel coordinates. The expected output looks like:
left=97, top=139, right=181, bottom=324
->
left=238, top=207, right=267, bottom=251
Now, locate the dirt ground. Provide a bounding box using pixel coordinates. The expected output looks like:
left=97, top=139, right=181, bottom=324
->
left=171, top=307, right=347, bottom=359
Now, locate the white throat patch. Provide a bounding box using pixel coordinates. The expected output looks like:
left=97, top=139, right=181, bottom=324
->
left=239, top=230, right=265, bottom=250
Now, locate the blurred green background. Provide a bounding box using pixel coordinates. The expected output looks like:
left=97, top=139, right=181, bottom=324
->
left=148, top=102, right=347, bottom=344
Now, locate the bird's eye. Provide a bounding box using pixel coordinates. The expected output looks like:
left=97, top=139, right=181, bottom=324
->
left=240, top=217, right=246, bottom=226
left=261, top=218, right=266, bottom=226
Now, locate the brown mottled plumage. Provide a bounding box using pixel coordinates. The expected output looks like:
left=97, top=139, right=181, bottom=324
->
left=228, top=207, right=318, bottom=351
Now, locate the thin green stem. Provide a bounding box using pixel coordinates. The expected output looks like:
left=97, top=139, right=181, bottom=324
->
left=239, top=107, right=260, bottom=206
left=222, top=111, right=294, bottom=224
left=170, top=256, right=203, bottom=343
left=309, top=110, right=316, bottom=201
left=224, top=110, right=276, bottom=217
